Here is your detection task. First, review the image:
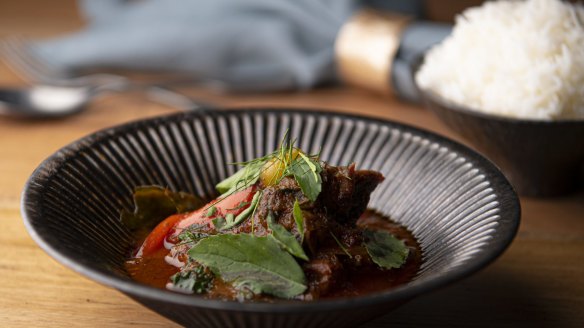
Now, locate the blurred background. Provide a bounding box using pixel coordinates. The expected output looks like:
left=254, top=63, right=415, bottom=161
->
left=0, top=0, right=479, bottom=107
left=1, top=1, right=583, bottom=327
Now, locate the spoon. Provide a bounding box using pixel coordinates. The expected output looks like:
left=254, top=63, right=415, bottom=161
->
left=0, top=85, right=92, bottom=117
left=0, top=79, right=212, bottom=118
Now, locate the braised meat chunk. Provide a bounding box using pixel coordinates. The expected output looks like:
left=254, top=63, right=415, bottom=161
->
left=319, top=163, right=384, bottom=224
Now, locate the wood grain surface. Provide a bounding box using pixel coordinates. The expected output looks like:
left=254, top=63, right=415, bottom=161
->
left=0, top=1, right=582, bottom=327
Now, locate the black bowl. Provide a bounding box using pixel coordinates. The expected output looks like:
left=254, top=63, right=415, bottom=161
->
left=417, top=87, right=584, bottom=197
left=22, top=109, right=520, bottom=328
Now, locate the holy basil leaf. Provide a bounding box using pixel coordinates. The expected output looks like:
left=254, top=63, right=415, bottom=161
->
left=232, top=280, right=264, bottom=301
left=292, top=199, right=305, bottom=243
left=363, top=229, right=409, bottom=269
left=216, top=161, right=264, bottom=195
left=288, top=157, right=322, bottom=202
left=267, top=213, right=308, bottom=261
left=121, top=185, right=204, bottom=230
left=168, top=265, right=214, bottom=294
left=188, top=234, right=307, bottom=299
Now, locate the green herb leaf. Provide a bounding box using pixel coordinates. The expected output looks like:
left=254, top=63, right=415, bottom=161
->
left=168, top=265, right=214, bottom=294
left=292, top=199, right=305, bottom=243
left=121, top=186, right=204, bottom=230
left=188, top=234, right=307, bottom=298
left=288, top=157, right=322, bottom=202
left=177, top=224, right=210, bottom=245
left=212, top=216, right=225, bottom=230
left=298, top=152, right=319, bottom=182
left=228, top=201, right=250, bottom=211
left=267, top=213, right=308, bottom=261
left=214, top=191, right=261, bottom=231
left=363, top=229, right=409, bottom=269
left=216, top=161, right=264, bottom=195
left=206, top=206, right=217, bottom=217
left=215, top=168, right=246, bottom=194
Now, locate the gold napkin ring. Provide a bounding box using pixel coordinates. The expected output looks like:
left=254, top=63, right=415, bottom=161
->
left=335, top=9, right=411, bottom=94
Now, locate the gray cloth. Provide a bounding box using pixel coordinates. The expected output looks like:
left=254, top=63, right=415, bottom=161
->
left=33, top=0, right=356, bottom=92
left=32, top=0, right=450, bottom=97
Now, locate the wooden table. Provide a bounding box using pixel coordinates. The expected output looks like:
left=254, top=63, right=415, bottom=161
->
left=1, top=2, right=582, bottom=327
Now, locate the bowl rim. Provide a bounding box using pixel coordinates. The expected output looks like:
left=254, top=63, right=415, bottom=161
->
left=21, top=108, right=520, bottom=313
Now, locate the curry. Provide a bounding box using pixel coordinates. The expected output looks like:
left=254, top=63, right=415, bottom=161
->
left=123, top=139, right=421, bottom=301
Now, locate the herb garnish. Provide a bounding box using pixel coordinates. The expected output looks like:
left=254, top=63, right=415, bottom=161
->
left=227, top=201, right=251, bottom=211
left=212, top=191, right=261, bottom=231
left=188, top=234, right=307, bottom=298
left=288, top=155, right=322, bottom=202
left=176, top=224, right=210, bottom=246
left=205, top=134, right=322, bottom=235
left=215, top=160, right=264, bottom=195
left=267, top=213, right=308, bottom=261
left=330, top=231, right=352, bottom=258
left=363, top=229, right=409, bottom=269
left=214, top=134, right=322, bottom=204
left=173, top=134, right=326, bottom=298
left=168, top=265, right=214, bottom=294
left=206, top=206, right=217, bottom=217
left=292, top=199, right=305, bottom=242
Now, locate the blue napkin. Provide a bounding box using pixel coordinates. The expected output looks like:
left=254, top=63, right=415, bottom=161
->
left=32, top=0, right=450, bottom=98
left=33, top=0, right=356, bottom=92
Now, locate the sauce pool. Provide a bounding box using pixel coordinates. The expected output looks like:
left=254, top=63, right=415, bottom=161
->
left=124, top=210, right=422, bottom=300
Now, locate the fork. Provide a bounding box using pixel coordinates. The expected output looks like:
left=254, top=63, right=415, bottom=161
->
left=1, top=36, right=125, bottom=86
left=0, top=36, right=213, bottom=116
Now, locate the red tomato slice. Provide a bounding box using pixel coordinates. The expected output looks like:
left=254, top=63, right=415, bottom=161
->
left=137, top=213, right=188, bottom=257
left=172, top=186, right=256, bottom=236
left=137, top=186, right=256, bottom=257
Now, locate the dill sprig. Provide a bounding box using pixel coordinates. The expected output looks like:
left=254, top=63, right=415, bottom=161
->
left=330, top=231, right=352, bottom=259
left=177, top=132, right=322, bottom=234
left=215, top=133, right=321, bottom=203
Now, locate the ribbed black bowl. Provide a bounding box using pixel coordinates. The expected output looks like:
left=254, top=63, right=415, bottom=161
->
left=22, top=109, right=519, bottom=328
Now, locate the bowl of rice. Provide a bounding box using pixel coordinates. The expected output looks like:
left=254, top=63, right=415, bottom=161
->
left=415, top=0, right=584, bottom=197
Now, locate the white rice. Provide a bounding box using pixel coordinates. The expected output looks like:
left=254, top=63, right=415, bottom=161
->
left=415, top=0, right=584, bottom=120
